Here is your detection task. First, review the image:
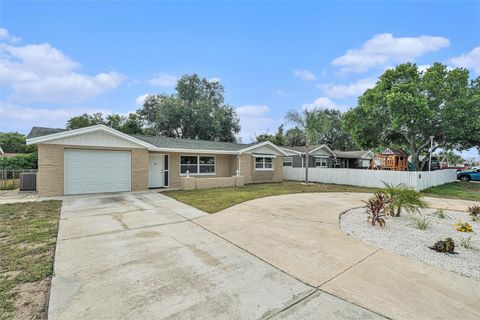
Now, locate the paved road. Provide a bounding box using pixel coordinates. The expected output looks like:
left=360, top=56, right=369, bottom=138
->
left=48, top=191, right=480, bottom=319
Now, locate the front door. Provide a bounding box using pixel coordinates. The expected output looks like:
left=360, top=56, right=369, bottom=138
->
left=149, top=154, right=164, bottom=188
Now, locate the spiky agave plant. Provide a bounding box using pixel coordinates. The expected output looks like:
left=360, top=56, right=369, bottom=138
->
left=467, top=205, right=480, bottom=217
left=379, top=182, right=427, bottom=217
left=363, top=192, right=389, bottom=227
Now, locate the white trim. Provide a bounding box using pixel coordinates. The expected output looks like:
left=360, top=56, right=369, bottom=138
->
left=280, top=147, right=303, bottom=156
left=310, top=144, right=335, bottom=157
left=179, top=154, right=216, bottom=176
left=252, top=153, right=277, bottom=159
left=254, top=156, right=274, bottom=171
left=27, top=125, right=154, bottom=149
left=239, top=141, right=287, bottom=155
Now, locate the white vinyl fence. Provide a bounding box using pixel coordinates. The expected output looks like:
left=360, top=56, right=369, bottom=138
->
left=283, top=167, right=457, bottom=191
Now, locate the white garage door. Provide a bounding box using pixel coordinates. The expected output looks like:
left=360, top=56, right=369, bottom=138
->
left=64, top=149, right=131, bottom=195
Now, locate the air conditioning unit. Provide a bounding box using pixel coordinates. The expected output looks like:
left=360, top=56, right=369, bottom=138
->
left=20, top=172, right=36, bottom=191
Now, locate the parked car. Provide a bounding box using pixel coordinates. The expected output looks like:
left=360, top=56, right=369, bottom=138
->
left=457, top=168, right=480, bottom=182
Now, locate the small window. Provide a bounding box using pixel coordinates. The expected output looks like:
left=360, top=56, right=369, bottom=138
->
left=255, top=157, right=274, bottom=170
left=283, top=157, right=293, bottom=166
left=180, top=155, right=215, bottom=175
left=315, top=157, right=328, bottom=168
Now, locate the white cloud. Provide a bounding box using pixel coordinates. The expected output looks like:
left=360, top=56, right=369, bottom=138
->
left=302, top=97, right=345, bottom=111
left=450, top=47, right=480, bottom=74
left=332, top=33, right=450, bottom=73
left=235, top=104, right=281, bottom=142
left=318, top=77, right=376, bottom=99
left=135, top=93, right=151, bottom=107
left=293, top=69, right=316, bottom=81
left=149, top=73, right=178, bottom=87
left=0, top=28, right=21, bottom=43
left=236, top=104, right=269, bottom=117
left=0, top=42, right=124, bottom=103
left=0, top=102, right=112, bottom=133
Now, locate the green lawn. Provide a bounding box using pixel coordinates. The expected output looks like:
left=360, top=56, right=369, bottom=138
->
left=0, top=201, right=62, bottom=320
left=422, top=181, right=480, bottom=202
left=164, top=181, right=374, bottom=213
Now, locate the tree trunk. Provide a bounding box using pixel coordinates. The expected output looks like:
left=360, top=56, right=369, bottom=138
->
left=305, top=147, right=309, bottom=183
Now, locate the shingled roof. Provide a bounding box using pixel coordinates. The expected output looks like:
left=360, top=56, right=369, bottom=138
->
left=26, top=126, right=255, bottom=152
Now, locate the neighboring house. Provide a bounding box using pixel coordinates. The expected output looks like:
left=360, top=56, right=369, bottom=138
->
left=281, top=145, right=373, bottom=169
left=0, top=146, right=21, bottom=158
left=26, top=125, right=286, bottom=196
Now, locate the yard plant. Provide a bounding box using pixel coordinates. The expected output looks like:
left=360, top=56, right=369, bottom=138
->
left=363, top=192, right=389, bottom=227
left=454, top=221, right=473, bottom=233
left=467, top=205, right=480, bottom=217
left=430, top=238, right=456, bottom=254
left=380, top=182, right=427, bottom=217
left=410, top=216, right=431, bottom=230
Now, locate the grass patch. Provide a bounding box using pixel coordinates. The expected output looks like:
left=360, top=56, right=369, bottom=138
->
left=422, top=182, right=480, bottom=202
left=0, top=201, right=62, bottom=320
left=164, top=181, right=373, bottom=213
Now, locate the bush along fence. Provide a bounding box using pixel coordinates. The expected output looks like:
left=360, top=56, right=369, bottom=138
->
left=0, top=169, right=38, bottom=190
left=283, top=167, right=457, bottom=191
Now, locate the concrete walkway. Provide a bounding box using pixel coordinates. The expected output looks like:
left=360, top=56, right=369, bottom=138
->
left=196, top=193, right=480, bottom=320
left=49, top=192, right=381, bottom=319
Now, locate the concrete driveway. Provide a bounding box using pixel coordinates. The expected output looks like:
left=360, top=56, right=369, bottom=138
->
left=196, top=193, right=480, bottom=320
left=49, top=192, right=381, bottom=319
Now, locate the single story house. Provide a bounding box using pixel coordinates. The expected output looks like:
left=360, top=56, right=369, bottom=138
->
left=281, top=145, right=374, bottom=169
left=26, top=125, right=286, bottom=196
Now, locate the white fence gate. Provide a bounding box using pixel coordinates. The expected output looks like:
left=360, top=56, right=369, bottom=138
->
left=283, top=167, right=457, bottom=191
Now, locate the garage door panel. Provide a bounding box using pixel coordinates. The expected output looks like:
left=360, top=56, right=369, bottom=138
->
left=64, top=149, right=131, bottom=195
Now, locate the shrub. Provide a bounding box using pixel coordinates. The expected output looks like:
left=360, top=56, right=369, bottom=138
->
left=0, top=153, right=38, bottom=170
left=459, top=236, right=473, bottom=249
left=379, top=182, right=427, bottom=217
left=454, top=221, right=473, bottom=233
left=430, top=238, right=456, bottom=254
left=467, top=205, right=480, bottom=217
left=363, top=192, right=389, bottom=227
left=410, top=216, right=431, bottom=230
left=434, top=208, right=447, bottom=219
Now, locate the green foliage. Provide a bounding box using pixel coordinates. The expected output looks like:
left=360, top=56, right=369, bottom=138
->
left=410, top=216, right=431, bottom=230
left=343, top=63, right=480, bottom=170
left=284, top=127, right=306, bottom=146
left=284, top=108, right=357, bottom=150
left=459, top=236, right=473, bottom=249
left=138, top=74, right=240, bottom=142
left=255, top=125, right=286, bottom=145
left=66, top=112, right=146, bottom=134
left=363, top=192, right=389, bottom=227
left=379, top=182, right=427, bottom=217
left=0, top=153, right=37, bottom=170
left=434, top=208, right=448, bottom=219
left=0, top=132, right=36, bottom=154
left=430, top=238, right=455, bottom=254
left=437, top=150, right=464, bottom=166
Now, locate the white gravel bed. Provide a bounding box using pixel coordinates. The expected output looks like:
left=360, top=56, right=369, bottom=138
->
left=340, top=207, right=480, bottom=281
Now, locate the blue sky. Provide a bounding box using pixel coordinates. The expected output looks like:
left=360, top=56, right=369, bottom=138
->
left=1, top=1, right=479, bottom=159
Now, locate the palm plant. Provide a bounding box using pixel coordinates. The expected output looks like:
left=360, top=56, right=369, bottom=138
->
left=285, top=108, right=327, bottom=183
left=379, top=182, right=427, bottom=217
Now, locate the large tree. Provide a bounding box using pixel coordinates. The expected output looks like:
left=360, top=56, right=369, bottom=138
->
left=254, top=125, right=286, bottom=146
left=66, top=112, right=145, bottom=134
left=0, top=132, right=36, bottom=153
left=344, top=63, right=480, bottom=170
left=313, top=109, right=358, bottom=151
left=138, top=74, right=240, bottom=142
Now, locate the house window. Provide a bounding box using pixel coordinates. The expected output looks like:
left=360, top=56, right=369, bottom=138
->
left=315, top=157, right=328, bottom=167
left=180, top=155, right=215, bottom=175
left=283, top=157, right=293, bottom=166
left=255, top=157, right=274, bottom=170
